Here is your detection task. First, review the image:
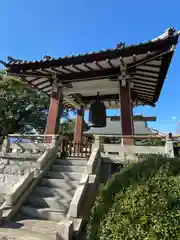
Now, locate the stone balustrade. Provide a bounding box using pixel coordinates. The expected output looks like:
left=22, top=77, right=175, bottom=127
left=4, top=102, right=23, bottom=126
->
left=59, top=146, right=102, bottom=240
left=92, top=134, right=178, bottom=163
left=0, top=134, right=59, bottom=223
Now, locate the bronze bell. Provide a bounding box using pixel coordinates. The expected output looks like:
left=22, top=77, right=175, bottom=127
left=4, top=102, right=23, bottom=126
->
left=89, top=92, right=106, bottom=127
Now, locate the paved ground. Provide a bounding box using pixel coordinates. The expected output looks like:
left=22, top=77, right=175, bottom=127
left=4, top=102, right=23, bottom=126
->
left=1, top=218, right=60, bottom=240
left=0, top=227, right=54, bottom=240
left=0, top=220, right=57, bottom=239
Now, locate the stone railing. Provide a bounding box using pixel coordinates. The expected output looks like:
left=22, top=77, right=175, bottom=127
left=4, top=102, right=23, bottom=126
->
left=68, top=173, right=89, bottom=219
left=0, top=134, right=57, bottom=172
left=0, top=134, right=59, bottom=221
left=87, top=148, right=101, bottom=175
left=59, top=147, right=102, bottom=240
left=98, top=134, right=180, bottom=163
left=1, top=134, right=55, bottom=153
left=68, top=147, right=101, bottom=218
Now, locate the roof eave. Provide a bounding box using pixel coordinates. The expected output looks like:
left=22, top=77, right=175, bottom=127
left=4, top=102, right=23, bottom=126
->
left=3, top=28, right=179, bottom=71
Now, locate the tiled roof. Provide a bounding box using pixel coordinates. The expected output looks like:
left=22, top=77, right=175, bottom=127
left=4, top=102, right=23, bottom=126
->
left=83, top=118, right=154, bottom=135
left=1, top=27, right=179, bottom=109
left=2, top=28, right=179, bottom=67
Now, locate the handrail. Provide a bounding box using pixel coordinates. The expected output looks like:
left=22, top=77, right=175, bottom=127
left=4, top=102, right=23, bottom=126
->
left=1, top=146, right=58, bottom=220
left=87, top=148, right=100, bottom=174
left=105, top=134, right=180, bottom=139
left=8, top=134, right=59, bottom=138
left=68, top=147, right=101, bottom=219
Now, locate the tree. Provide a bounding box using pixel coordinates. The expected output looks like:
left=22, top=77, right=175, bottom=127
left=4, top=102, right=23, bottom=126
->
left=0, top=72, right=69, bottom=134
left=59, top=118, right=91, bottom=139
left=60, top=119, right=75, bottom=135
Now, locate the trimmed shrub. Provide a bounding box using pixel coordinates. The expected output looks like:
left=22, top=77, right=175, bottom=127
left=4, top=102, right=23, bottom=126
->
left=86, top=154, right=180, bottom=240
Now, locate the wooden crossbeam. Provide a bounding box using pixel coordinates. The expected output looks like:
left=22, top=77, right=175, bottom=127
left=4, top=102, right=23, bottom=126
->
left=110, top=116, right=157, bottom=122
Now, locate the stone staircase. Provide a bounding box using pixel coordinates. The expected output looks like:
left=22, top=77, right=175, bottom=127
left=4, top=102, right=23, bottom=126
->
left=3, top=156, right=88, bottom=239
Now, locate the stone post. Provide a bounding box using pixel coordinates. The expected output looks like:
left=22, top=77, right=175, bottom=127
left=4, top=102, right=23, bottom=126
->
left=92, top=135, right=100, bottom=149
left=0, top=209, right=2, bottom=225
left=165, top=133, right=174, bottom=158
left=2, top=136, right=10, bottom=155
left=56, top=219, right=73, bottom=240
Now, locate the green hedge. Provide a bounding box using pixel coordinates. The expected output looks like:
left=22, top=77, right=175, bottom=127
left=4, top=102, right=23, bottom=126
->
left=86, top=155, right=180, bottom=240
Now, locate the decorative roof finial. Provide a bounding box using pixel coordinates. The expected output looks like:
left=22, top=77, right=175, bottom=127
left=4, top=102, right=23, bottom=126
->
left=7, top=56, right=23, bottom=64
left=116, top=42, right=125, bottom=49
left=165, top=27, right=176, bottom=36
left=43, top=55, right=52, bottom=61
left=0, top=60, right=6, bottom=66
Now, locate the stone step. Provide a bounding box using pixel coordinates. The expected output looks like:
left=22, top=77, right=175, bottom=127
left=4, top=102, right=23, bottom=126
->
left=51, top=165, right=86, bottom=173
left=40, top=178, right=79, bottom=189
left=47, top=171, right=83, bottom=181
left=66, top=156, right=88, bottom=160
left=55, top=158, right=87, bottom=166
left=33, top=186, right=75, bottom=200
left=27, top=196, right=71, bottom=211
left=14, top=213, right=23, bottom=221
left=21, top=205, right=66, bottom=222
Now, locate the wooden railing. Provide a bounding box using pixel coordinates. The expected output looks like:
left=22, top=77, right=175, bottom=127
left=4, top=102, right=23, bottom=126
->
left=59, top=141, right=92, bottom=157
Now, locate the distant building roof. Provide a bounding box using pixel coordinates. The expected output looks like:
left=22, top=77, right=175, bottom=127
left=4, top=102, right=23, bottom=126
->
left=83, top=118, right=155, bottom=136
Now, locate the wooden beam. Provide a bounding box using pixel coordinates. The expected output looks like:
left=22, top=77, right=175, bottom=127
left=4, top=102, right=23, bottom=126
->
left=63, top=82, right=119, bottom=95
left=64, top=96, right=81, bottom=109
left=82, top=94, right=154, bottom=107
left=82, top=94, right=119, bottom=102
left=53, top=67, right=123, bottom=82
left=110, top=115, right=157, bottom=121
left=73, top=94, right=86, bottom=107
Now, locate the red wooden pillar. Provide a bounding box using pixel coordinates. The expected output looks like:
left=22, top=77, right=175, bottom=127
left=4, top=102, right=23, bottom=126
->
left=119, top=80, right=134, bottom=145
left=74, top=107, right=84, bottom=154
left=44, top=87, right=63, bottom=143
left=74, top=107, right=84, bottom=143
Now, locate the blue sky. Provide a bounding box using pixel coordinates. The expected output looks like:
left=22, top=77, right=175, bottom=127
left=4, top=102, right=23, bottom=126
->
left=0, top=0, right=180, bottom=133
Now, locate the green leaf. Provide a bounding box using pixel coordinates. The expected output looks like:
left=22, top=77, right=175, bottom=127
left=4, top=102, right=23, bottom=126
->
left=86, top=155, right=180, bottom=240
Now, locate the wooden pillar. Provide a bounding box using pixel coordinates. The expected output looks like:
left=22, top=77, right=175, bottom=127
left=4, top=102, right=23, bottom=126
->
left=44, top=87, right=63, bottom=143
left=74, top=107, right=84, bottom=155
left=119, top=80, right=134, bottom=145
left=74, top=107, right=84, bottom=144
